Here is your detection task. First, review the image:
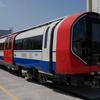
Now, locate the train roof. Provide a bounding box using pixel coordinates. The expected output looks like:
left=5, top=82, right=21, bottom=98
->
left=15, top=16, right=65, bottom=33
left=0, top=12, right=99, bottom=40
left=0, top=16, right=66, bottom=39
left=17, top=12, right=99, bottom=35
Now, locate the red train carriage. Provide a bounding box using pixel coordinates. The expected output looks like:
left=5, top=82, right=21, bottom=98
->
left=0, top=12, right=100, bottom=87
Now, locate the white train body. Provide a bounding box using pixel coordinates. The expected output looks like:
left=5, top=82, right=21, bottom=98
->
left=13, top=19, right=64, bottom=73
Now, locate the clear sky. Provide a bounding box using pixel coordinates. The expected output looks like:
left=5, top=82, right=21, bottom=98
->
left=0, top=0, right=86, bottom=32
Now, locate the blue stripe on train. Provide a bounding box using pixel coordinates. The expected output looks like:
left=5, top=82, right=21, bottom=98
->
left=0, top=55, right=56, bottom=73
left=14, top=57, right=56, bottom=73
left=0, top=56, right=3, bottom=60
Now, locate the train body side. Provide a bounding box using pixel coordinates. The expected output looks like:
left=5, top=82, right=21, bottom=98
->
left=0, top=12, right=100, bottom=76
left=0, top=19, right=64, bottom=74
left=13, top=20, right=63, bottom=74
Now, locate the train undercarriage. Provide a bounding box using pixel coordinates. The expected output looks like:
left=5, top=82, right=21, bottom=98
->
left=1, top=63, right=100, bottom=99
left=20, top=66, right=100, bottom=89
left=1, top=60, right=100, bottom=89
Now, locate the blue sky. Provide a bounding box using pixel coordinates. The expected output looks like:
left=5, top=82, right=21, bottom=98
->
left=0, top=0, right=86, bottom=32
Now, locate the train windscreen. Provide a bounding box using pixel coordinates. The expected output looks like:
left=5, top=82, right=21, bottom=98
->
left=72, top=13, right=100, bottom=66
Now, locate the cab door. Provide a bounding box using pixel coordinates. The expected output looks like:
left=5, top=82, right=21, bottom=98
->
left=4, top=35, right=14, bottom=64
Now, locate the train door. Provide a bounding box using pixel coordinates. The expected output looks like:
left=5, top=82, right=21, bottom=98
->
left=42, top=22, right=59, bottom=73
left=42, top=27, right=50, bottom=72
left=4, top=35, right=15, bottom=64
left=49, top=22, right=60, bottom=74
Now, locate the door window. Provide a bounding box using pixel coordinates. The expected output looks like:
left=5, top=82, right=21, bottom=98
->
left=5, top=37, right=12, bottom=50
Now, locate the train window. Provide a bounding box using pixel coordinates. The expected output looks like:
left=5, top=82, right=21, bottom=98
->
left=72, top=13, right=100, bottom=65
left=44, top=27, right=49, bottom=48
left=30, top=35, right=43, bottom=50
left=14, top=39, right=23, bottom=50
left=72, top=18, right=86, bottom=44
left=5, top=37, right=12, bottom=50
left=14, top=35, right=43, bottom=50
left=0, top=43, right=4, bottom=50
left=72, top=17, right=88, bottom=63
left=92, top=23, right=100, bottom=42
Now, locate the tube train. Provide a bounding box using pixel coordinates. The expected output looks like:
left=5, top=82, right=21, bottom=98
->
left=0, top=12, right=100, bottom=87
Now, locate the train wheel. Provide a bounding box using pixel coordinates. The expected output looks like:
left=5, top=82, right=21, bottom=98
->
left=37, top=73, right=47, bottom=84
left=17, top=67, right=22, bottom=76
left=25, top=69, right=33, bottom=80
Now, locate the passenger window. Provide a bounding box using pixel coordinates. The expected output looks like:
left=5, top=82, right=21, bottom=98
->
left=0, top=43, right=4, bottom=50
left=14, top=35, right=43, bottom=50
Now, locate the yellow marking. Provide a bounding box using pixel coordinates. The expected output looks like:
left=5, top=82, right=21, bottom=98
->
left=0, top=85, right=18, bottom=100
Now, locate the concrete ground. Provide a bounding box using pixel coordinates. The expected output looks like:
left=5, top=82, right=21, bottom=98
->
left=0, top=66, right=82, bottom=100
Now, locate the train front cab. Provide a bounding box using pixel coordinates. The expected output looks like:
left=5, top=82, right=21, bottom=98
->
left=56, top=12, right=100, bottom=87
